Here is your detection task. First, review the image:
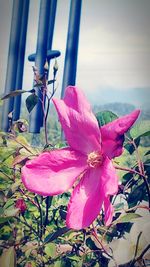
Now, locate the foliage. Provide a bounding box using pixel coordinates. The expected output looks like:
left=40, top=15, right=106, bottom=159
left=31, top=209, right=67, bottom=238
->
left=0, top=64, right=150, bottom=267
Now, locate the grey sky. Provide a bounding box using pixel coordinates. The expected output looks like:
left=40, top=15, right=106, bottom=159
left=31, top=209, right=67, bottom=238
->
left=0, top=0, right=150, bottom=108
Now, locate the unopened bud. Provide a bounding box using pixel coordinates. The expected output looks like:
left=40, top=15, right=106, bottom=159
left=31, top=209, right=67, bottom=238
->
left=15, top=120, right=28, bottom=133
left=32, top=65, right=38, bottom=72
left=25, top=263, right=32, bottom=267
left=44, top=60, right=49, bottom=71
left=8, top=111, right=13, bottom=120
left=15, top=198, right=27, bottom=214
left=53, top=59, right=58, bottom=78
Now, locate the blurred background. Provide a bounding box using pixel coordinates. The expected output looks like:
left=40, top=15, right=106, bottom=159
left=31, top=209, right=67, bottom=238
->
left=0, top=0, right=150, bottom=133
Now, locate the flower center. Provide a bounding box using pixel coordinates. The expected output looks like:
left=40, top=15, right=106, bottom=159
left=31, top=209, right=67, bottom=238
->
left=87, top=151, right=103, bottom=168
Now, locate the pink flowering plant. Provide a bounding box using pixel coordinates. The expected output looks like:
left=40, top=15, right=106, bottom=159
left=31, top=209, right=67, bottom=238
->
left=22, top=86, right=140, bottom=230
left=0, top=65, right=150, bottom=266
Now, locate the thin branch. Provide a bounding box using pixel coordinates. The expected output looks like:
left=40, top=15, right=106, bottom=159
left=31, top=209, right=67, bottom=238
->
left=135, top=244, right=150, bottom=263
left=19, top=188, right=39, bottom=208
left=14, top=139, right=35, bottom=155
left=133, top=231, right=142, bottom=260
left=91, top=224, right=114, bottom=260
left=114, top=165, right=145, bottom=178
left=115, top=163, right=150, bottom=209
left=15, top=216, right=38, bottom=236
left=35, top=196, right=43, bottom=238
left=44, top=196, right=52, bottom=229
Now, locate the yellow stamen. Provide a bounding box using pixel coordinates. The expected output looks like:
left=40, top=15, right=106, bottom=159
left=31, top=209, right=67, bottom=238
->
left=87, top=151, right=103, bottom=168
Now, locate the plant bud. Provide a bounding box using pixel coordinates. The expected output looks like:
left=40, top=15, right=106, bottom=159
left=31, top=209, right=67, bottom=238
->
left=53, top=59, right=58, bottom=78
left=14, top=120, right=28, bottom=133
left=25, top=263, right=32, bottom=267
left=15, top=198, right=27, bottom=214
left=44, top=60, right=49, bottom=71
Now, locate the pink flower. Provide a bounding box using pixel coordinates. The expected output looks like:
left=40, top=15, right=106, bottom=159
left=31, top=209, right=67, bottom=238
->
left=21, top=86, right=140, bottom=229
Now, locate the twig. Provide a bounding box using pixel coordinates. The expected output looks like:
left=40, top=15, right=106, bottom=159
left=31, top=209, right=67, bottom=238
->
left=114, top=165, right=145, bottom=178
left=35, top=196, right=43, bottom=238
left=115, top=162, right=150, bottom=209
left=133, top=231, right=142, bottom=260
left=119, top=244, right=150, bottom=267
left=135, top=244, right=150, bottom=263
left=132, top=139, right=150, bottom=209
left=92, top=224, right=113, bottom=259
left=15, top=216, right=38, bottom=236
left=44, top=196, right=52, bottom=229
left=19, top=188, right=39, bottom=208
left=14, top=139, right=35, bottom=155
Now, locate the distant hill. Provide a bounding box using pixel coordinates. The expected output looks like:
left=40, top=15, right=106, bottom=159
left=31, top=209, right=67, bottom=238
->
left=89, top=86, right=150, bottom=111
left=93, top=102, right=150, bottom=121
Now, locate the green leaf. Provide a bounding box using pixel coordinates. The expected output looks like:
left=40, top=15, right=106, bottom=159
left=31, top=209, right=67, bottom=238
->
left=128, top=184, right=146, bottom=207
left=124, top=137, right=140, bottom=154
left=114, top=202, right=125, bottom=211
left=67, top=255, right=80, bottom=262
left=53, top=261, right=62, bottom=267
left=44, top=243, right=56, bottom=257
left=96, top=110, right=118, bottom=127
left=3, top=199, right=14, bottom=209
left=130, top=120, right=150, bottom=139
left=4, top=207, right=19, bottom=217
left=44, top=227, right=69, bottom=243
left=25, top=94, right=38, bottom=113
left=0, top=207, right=4, bottom=216
left=115, top=213, right=142, bottom=224
left=144, top=159, right=150, bottom=165
left=12, top=155, right=29, bottom=166
left=0, top=247, right=15, bottom=267
left=86, top=237, right=99, bottom=250
left=144, top=150, right=150, bottom=156
left=0, top=217, right=12, bottom=224
left=1, top=90, right=27, bottom=100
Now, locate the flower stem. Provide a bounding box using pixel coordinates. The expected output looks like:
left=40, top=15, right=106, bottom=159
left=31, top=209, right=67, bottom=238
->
left=35, top=196, right=43, bottom=238
left=92, top=224, right=113, bottom=259
left=44, top=196, right=53, bottom=229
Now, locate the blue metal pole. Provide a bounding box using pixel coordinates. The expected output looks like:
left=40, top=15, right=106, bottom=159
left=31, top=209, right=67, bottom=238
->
left=40, top=0, right=57, bottom=128
left=47, top=0, right=57, bottom=55
left=13, top=0, right=30, bottom=121
left=1, top=0, right=25, bottom=131
left=61, top=0, right=82, bottom=98
left=29, top=0, right=51, bottom=133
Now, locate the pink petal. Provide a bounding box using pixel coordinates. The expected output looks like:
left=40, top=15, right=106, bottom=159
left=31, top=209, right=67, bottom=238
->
left=66, top=168, right=104, bottom=230
left=66, top=157, right=118, bottom=229
left=100, top=157, right=118, bottom=196
left=104, top=196, right=114, bottom=226
left=101, top=110, right=140, bottom=158
left=53, top=86, right=101, bottom=155
left=21, top=148, right=87, bottom=196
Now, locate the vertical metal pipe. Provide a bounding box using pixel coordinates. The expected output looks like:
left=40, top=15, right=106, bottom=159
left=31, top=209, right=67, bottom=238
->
left=47, top=0, right=57, bottom=54
left=29, top=0, right=51, bottom=133
left=61, top=0, right=82, bottom=98
left=13, top=0, right=30, bottom=121
left=1, top=0, right=24, bottom=131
